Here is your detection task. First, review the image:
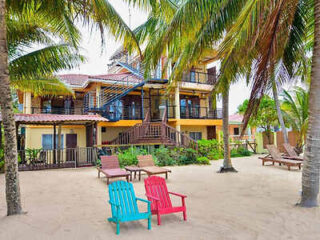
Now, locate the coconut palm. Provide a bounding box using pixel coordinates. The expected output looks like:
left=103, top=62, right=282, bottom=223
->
left=281, top=87, right=309, bottom=154
left=1, top=0, right=142, bottom=215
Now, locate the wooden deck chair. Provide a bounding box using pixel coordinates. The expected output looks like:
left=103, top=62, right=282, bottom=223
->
left=108, top=181, right=151, bottom=234
left=144, top=176, right=187, bottom=225
left=258, top=145, right=302, bottom=170
left=98, top=156, right=130, bottom=184
left=137, top=155, right=171, bottom=179
left=283, top=143, right=303, bottom=161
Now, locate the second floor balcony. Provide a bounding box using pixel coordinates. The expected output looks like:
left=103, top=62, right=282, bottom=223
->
left=181, top=71, right=216, bottom=85
left=167, top=106, right=222, bottom=119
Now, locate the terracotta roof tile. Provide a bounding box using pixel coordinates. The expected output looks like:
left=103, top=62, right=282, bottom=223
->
left=0, top=113, right=108, bottom=123
left=229, top=114, right=243, bottom=124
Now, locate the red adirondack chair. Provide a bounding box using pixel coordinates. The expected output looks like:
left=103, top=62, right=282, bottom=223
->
left=144, top=176, right=187, bottom=225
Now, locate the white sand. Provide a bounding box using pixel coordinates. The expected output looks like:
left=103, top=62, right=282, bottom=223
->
left=0, top=155, right=319, bottom=240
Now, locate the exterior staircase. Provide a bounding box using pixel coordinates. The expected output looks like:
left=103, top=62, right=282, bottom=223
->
left=84, top=61, right=145, bottom=120
left=109, top=109, right=198, bottom=149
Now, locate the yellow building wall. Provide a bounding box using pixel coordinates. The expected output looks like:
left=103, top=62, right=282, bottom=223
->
left=101, top=127, right=131, bottom=142
left=180, top=125, right=208, bottom=140
left=25, top=125, right=87, bottom=149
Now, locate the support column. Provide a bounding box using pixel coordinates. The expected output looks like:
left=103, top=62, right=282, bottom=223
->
left=96, top=84, right=101, bottom=108
left=24, top=91, right=32, bottom=114
left=96, top=124, right=102, bottom=146
left=57, top=124, right=62, bottom=165
left=53, top=124, right=56, bottom=164
left=174, top=87, right=180, bottom=119
left=141, top=88, right=144, bottom=119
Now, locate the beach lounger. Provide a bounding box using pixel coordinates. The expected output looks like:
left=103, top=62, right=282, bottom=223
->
left=145, top=176, right=187, bottom=225
left=137, top=155, right=171, bottom=179
left=98, top=155, right=130, bottom=184
left=259, top=145, right=302, bottom=170
left=108, top=181, right=151, bottom=234
left=283, top=143, right=303, bottom=161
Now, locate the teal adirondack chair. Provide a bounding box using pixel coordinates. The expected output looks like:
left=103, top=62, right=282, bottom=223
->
left=108, top=180, right=152, bottom=235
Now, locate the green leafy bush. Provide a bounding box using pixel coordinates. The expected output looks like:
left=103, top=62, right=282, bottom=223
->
left=178, top=148, right=198, bottom=165
left=118, top=147, right=143, bottom=167
left=237, top=147, right=252, bottom=156
left=207, top=150, right=223, bottom=160
left=196, top=156, right=210, bottom=165
left=153, top=146, right=176, bottom=166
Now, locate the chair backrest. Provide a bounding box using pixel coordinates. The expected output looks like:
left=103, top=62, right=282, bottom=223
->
left=101, top=155, right=120, bottom=169
left=144, top=176, right=172, bottom=210
left=137, top=155, right=155, bottom=167
left=283, top=143, right=298, bottom=157
left=266, top=145, right=283, bottom=160
left=108, top=181, right=139, bottom=217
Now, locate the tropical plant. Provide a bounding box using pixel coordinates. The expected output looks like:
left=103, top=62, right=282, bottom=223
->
left=281, top=87, right=309, bottom=154
left=0, top=0, right=143, bottom=216
left=238, top=96, right=278, bottom=144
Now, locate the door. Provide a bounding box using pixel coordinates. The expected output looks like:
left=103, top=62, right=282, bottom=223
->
left=207, top=126, right=216, bottom=140
left=66, top=134, right=77, bottom=162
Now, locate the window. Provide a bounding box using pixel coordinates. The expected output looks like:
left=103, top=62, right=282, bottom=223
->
left=102, top=127, right=106, bottom=133
left=190, top=71, right=196, bottom=82
left=233, top=127, right=240, bottom=136
left=156, top=59, right=162, bottom=78
left=189, top=132, right=202, bottom=141
left=42, top=134, right=64, bottom=150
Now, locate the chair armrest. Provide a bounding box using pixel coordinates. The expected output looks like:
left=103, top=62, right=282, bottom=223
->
left=136, top=197, right=151, bottom=204
left=168, top=192, right=187, bottom=198
left=145, top=194, right=160, bottom=201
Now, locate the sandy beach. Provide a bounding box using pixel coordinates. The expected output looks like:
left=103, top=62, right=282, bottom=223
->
left=0, top=155, right=319, bottom=240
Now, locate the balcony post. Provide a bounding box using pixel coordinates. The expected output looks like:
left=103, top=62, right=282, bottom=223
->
left=141, top=88, right=144, bottom=119
left=174, top=87, right=180, bottom=120
left=96, top=84, right=101, bottom=109
left=23, top=91, right=32, bottom=114
left=53, top=123, right=56, bottom=164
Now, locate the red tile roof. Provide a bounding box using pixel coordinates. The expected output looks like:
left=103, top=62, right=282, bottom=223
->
left=0, top=114, right=108, bottom=124
left=58, top=73, right=142, bottom=89
left=229, top=114, right=243, bottom=124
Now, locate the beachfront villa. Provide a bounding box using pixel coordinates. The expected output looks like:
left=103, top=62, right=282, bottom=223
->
left=16, top=49, right=225, bottom=154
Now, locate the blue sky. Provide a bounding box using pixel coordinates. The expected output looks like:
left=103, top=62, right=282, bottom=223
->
left=60, top=0, right=251, bottom=114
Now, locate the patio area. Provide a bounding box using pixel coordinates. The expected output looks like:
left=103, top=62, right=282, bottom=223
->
left=0, top=155, right=319, bottom=240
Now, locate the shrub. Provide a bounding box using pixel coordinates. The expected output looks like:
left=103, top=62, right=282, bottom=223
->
left=207, top=150, right=223, bottom=160
left=198, top=139, right=220, bottom=156
left=178, top=148, right=198, bottom=165
left=154, top=146, right=176, bottom=166
left=117, top=147, right=145, bottom=167
left=237, top=147, right=252, bottom=156
left=196, top=156, right=210, bottom=165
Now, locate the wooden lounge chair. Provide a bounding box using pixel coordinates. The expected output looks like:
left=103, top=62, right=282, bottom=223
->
left=98, top=155, right=130, bottom=184
left=259, top=145, right=302, bottom=170
left=108, top=181, right=151, bottom=235
left=145, top=176, right=187, bottom=225
left=137, top=155, right=171, bottom=179
left=283, top=143, right=303, bottom=161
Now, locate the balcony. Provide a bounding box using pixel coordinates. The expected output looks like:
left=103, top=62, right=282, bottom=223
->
left=31, top=107, right=85, bottom=115
left=181, top=71, right=216, bottom=85
left=167, top=106, right=222, bottom=119
left=103, top=106, right=143, bottom=121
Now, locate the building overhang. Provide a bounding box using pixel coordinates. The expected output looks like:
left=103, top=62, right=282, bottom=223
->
left=168, top=119, right=223, bottom=126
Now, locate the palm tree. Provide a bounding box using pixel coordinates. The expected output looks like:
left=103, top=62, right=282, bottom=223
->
left=281, top=87, right=309, bottom=154
left=1, top=0, right=142, bottom=215
left=0, top=0, right=22, bottom=215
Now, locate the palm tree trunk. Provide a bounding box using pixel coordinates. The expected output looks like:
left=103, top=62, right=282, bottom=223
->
left=272, top=78, right=288, bottom=144
left=218, top=87, right=237, bottom=173
left=299, top=0, right=320, bottom=207
left=0, top=0, right=22, bottom=215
